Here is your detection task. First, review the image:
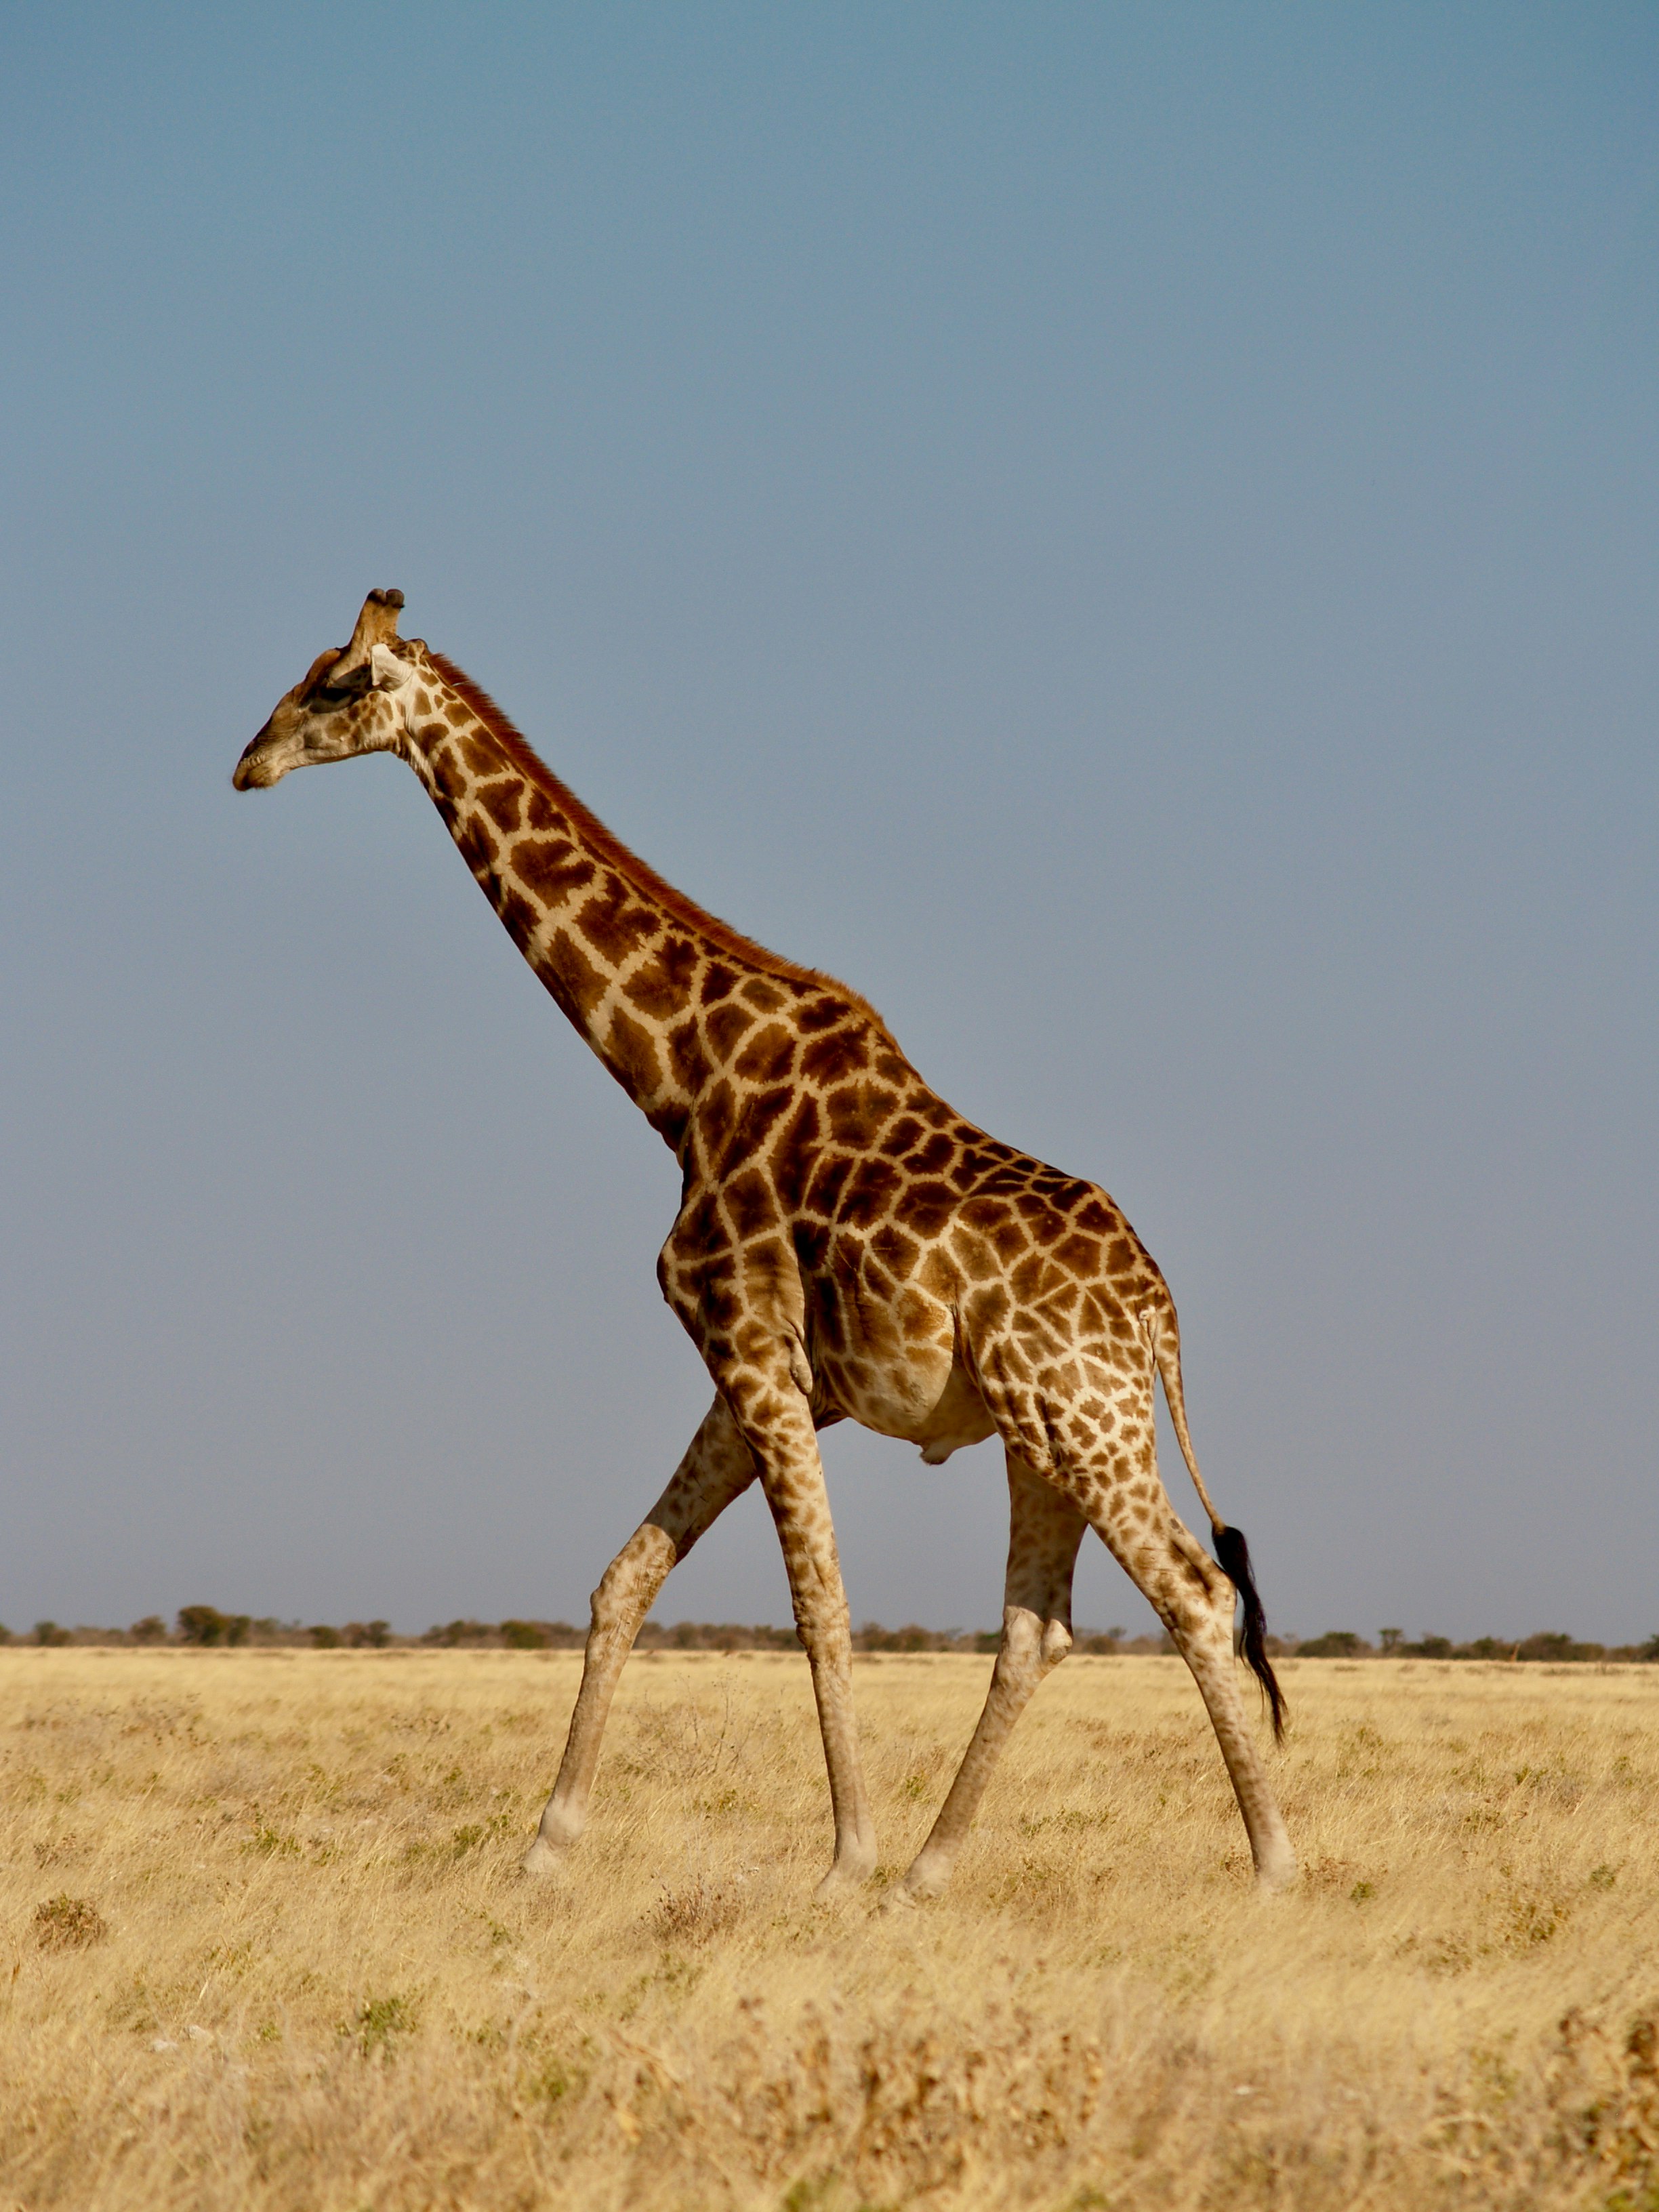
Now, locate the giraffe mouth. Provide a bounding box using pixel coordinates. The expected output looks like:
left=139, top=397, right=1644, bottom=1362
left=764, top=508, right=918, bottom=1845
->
left=232, top=727, right=291, bottom=790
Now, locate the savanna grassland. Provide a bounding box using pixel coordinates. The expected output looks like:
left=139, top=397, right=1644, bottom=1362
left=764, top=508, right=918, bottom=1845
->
left=3, top=1648, right=1657, bottom=2212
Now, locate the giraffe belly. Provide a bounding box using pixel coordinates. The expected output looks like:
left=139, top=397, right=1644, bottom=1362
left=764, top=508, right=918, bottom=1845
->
left=909, top=1356, right=1000, bottom=1463
left=819, top=1343, right=997, bottom=1465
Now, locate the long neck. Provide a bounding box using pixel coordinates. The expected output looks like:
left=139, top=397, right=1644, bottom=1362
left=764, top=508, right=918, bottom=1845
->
left=399, top=655, right=861, bottom=1157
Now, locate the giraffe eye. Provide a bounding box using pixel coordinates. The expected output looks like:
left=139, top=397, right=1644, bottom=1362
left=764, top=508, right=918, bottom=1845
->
left=312, top=668, right=370, bottom=705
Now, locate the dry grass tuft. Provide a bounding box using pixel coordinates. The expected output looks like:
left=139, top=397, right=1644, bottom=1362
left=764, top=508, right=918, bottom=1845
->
left=32, top=1891, right=107, bottom=1949
left=653, top=1870, right=745, bottom=1946
left=2, top=1647, right=1658, bottom=2209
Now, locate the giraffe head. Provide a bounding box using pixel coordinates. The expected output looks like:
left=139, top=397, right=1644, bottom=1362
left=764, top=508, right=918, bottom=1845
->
left=232, top=589, right=419, bottom=790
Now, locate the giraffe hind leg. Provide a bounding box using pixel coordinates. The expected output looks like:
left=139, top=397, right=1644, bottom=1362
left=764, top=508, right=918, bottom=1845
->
left=967, top=1338, right=1296, bottom=1892
left=523, top=1391, right=757, bottom=1875
left=900, top=1450, right=1086, bottom=1898
left=1063, top=1441, right=1296, bottom=1891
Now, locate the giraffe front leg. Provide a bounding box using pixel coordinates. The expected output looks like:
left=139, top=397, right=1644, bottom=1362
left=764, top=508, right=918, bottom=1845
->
left=900, top=1452, right=1086, bottom=1898
left=523, top=1393, right=756, bottom=1877
left=715, top=1361, right=876, bottom=1898
left=762, top=1436, right=878, bottom=1898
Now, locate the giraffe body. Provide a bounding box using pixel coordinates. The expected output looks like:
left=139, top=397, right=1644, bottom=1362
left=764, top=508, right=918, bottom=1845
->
left=234, top=591, right=1294, bottom=1896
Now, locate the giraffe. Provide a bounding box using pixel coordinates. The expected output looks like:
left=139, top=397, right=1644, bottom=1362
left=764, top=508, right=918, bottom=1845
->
left=234, top=589, right=1296, bottom=1898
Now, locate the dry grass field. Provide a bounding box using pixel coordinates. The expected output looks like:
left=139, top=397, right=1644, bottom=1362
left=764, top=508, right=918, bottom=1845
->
left=3, top=1647, right=1657, bottom=2212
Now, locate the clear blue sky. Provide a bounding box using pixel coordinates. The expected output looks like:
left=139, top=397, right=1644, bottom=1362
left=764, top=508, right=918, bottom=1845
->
left=1, top=3, right=1654, bottom=1642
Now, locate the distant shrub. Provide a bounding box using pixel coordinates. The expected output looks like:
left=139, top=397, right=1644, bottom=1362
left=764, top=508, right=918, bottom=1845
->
left=856, top=1622, right=964, bottom=1654
left=33, top=1621, right=72, bottom=1647
left=129, top=1616, right=167, bottom=1644
left=425, top=1620, right=493, bottom=1647
left=1517, top=1631, right=1606, bottom=1663
left=632, top=1618, right=798, bottom=1653
left=500, top=1620, right=549, bottom=1650
left=176, top=1606, right=249, bottom=1647
left=0, top=1623, right=12, bottom=1644
left=1296, top=1631, right=1372, bottom=1658
left=308, top=1624, right=342, bottom=1650
left=343, top=1621, right=390, bottom=1648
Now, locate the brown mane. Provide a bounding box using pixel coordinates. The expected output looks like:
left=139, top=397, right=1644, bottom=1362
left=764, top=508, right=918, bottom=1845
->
left=426, top=651, right=897, bottom=1043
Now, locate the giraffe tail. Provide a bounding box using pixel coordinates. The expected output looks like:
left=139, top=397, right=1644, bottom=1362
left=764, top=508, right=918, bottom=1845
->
left=1149, top=1298, right=1287, bottom=1744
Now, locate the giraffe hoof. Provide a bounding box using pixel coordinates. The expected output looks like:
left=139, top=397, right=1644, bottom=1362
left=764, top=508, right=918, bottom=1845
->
left=521, top=1836, right=573, bottom=1881
left=876, top=1884, right=917, bottom=1916
left=897, top=1857, right=951, bottom=1901
left=1253, top=1849, right=1298, bottom=1895
left=813, top=1853, right=878, bottom=1903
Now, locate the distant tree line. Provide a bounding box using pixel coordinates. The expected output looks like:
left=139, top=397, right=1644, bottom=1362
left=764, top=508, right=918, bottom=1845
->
left=1, top=1612, right=1656, bottom=1661
left=1288, top=1628, right=1659, bottom=1662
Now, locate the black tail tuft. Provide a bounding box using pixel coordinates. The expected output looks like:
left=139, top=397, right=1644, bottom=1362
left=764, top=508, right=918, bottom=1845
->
left=1214, top=1522, right=1287, bottom=1744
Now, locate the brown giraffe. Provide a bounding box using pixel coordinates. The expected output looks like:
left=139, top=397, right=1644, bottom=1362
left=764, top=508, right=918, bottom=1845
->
left=234, top=589, right=1296, bottom=1898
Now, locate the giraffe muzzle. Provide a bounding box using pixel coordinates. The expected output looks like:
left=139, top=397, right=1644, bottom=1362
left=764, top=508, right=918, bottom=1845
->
left=232, top=726, right=291, bottom=790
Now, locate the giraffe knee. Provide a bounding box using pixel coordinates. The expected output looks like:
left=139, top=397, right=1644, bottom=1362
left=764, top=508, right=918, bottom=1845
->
left=785, top=1568, right=852, bottom=1651
left=1040, top=1616, right=1073, bottom=1668
left=1163, top=1578, right=1235, bottom=1658
left=590, top=1525, right=675, bottom=1632
left=1142, top=1523, right=1232, bottom=1637
left=587, top=1577, right=633, bottom=1637
left=792, top=1600, right=851, bottom=1653
left=997, top=1606, right=1069, bottom=1689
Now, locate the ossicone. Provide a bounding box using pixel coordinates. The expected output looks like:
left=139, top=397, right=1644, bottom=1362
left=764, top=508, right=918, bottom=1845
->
left=331, top=588, right=407, bottom=680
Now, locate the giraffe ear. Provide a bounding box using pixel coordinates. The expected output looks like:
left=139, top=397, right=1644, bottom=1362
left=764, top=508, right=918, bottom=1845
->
left=368, top=641, right=413, bottom=691
left=331, top=588, right=406, bottom=680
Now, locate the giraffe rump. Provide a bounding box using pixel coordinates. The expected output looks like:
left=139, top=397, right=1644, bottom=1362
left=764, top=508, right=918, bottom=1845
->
left=1214, top=1522, right=1286, bottom=1744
